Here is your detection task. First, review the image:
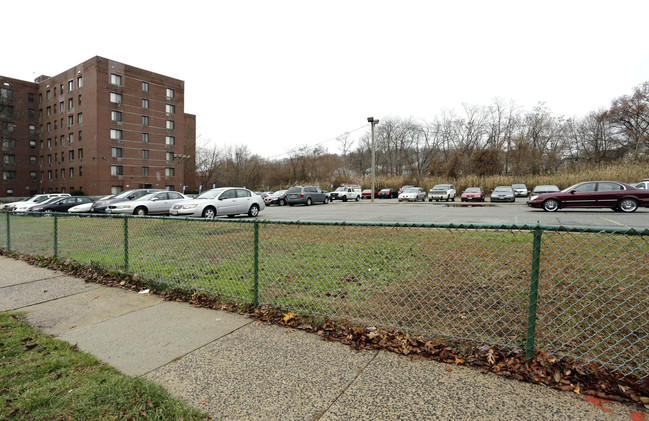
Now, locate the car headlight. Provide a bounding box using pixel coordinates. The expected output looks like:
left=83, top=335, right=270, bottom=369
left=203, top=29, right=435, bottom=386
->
left=114, top=204, right=133, bottom=209
left=181, top=204, right=199, bottom=209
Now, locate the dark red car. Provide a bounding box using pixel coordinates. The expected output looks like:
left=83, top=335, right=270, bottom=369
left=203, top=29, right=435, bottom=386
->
left=361, top=189, right=380, bottom=199
left=460, top=187, right=485, bottom=202
left=527, top=181, right=649, bottom=213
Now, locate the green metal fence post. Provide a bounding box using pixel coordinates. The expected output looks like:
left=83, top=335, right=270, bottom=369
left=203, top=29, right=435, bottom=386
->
left=525, top=225, right=543, bottom=360
left=253, top=220, right=259, bottom=307
left=6, top=212, right=10, bottom=252
left=53, top=215, right=58, bottom=258
left=124, top=216, right=129, bottom=272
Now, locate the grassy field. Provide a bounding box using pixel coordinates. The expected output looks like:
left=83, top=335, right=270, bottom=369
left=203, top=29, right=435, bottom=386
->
left=1, top=213, right=648, bottom=380
left=0, top=312, right=211, bottom=420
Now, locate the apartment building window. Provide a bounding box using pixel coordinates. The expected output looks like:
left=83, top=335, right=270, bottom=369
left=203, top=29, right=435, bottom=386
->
left=53, top=87, right=57, bottom=97
left=40, top=171, right=43, bottom=181
left=28, top=124, right=36, bottom=134
left=165, top=136, right=175, bottom=146
left=30, top=171, right=37, bottom=181
left=166, top=120, right=174, bottom=130
left=77, top=76, right=82, bottom=88
left=110, top=165, right=123, bottom=176
left=40, top=156, right=44, bottom=165
left=165, top=167, right=175, bottom=177
left=47, top=122, right=51, bottom=133
left=166, top=152, right=174, bottom=162
left=2, top=121, right=15, bottom=132
left=3, top=171, right=17, bottom=181
left=142, top=166, right=149, bottom=176
left=79, top=166, right=83, bottom=177
left=69, top=150, right=74, bottom=161
left=78, top=130, right=82, bottom=142
left=60, top=84, right=64, bottom=94
left=110, top=74, right=122, bottom=86
left=110, top=129, right=122, bottom=140
left=30, top=156, right=37, bottom=165
left=60, top=101, right=64, bottom=113
left=142, top=82, right=149, bottom=92
left=68, top=98, right=73, bottom=110
left=142, top=116, right=149, bottom=126
left=69, top=168, right=74, bottom=178
left=142, top=133, right=149, bottom=143
left=111, top=147, right=122, bottom=158
left=2, top=139, right=16, bottom=149
left=48, top=170, right=52, bottom=180
left=78, top=149, right=83, bottom=160
left=0, top=88, right=13, bottom=100
left=55, top=153, right=58, bottom=162
left=47, top=138, right=52, bottom=148
left=68, top=80, right=74, bottom=91
left=111, top=111, right=122, bottom=122
left=28, top=109, right=35, bottom=118
left=3, top=155, right=15, bottom=165
left=166, top=88, right=174, bottom=98
left=142, top=99, right=149, bottom=109
left=61, top=168, right=65, bottom=180
left=109, top=92, right=122, bottom=104
left=28, top=92, right=35, bottom=103
left=77, top=113, right=82, bottom=125
left=78, top=94, right=82, bottom=106
left=46, top=106, right=51, bottom=117
left=142, top=149, right=149, bottom=160
left=60, top=135, right=64, bottom=146
left=54, top=120, right=58, bottom=130
left=166, top=104, right=175, bottom=114
left=46, top=90, right=51, bottom=101
left=68, top=133, right=74, bottom=145
left=29, top=140, right=36, bottom=148
left=68, top=115, right=74, bottom=127
left=38, top=109, right=43, bottom=120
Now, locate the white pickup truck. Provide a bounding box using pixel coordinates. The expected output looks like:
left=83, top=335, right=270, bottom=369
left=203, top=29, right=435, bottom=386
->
left=329, top=185, right=362, bottom=202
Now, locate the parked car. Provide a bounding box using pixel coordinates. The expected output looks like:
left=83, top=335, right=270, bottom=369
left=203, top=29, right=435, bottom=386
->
left=69, top=195, right=114, bottom=213
left=29, top=196, right=94, bottom=213
left=512, top=183, right=529, bottom=197
left=0, top=197, right=28, bottom=210
left=264, top=190, right=288, bottom=206
left=286, top=186, right=329, bottom=206
left=5, top=193, right=71, bottom=211
left=329, top=184, right=362, bottom=202
left=361, top=189, right=380, bottom=199
left=106, top=191, right=188, bottom=215
left=398, top=187, right=426, bottom=202
left=428, top=184, right=456, bottom=202
left=398, top=185, right=415, bottom=194
left=634, top=180, right=649, bottom=190
left=170, top=187, right=265, bottom=218
left=460, top=187, right=486, bottom=202
left=490, top=186, right=516, bottom=202
left=377, top=188, right=398, bottom=199
left=90, top=189, right=162, bottom=213
left=530, top=185, right=561, bottom=200
left=527, top=180, right=649, bottom=213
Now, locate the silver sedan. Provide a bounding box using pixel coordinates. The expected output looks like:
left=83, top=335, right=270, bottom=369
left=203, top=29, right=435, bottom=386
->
left=106, top=191, right=188, bottom=215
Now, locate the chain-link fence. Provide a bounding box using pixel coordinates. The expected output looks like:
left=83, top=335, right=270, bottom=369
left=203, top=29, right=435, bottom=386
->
left=2, top=211, right=648, bottom=381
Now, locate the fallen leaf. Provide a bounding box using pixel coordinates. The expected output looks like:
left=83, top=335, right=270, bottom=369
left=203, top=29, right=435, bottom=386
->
left=282, top=312, right=296, bottom=323
left=446, top=366, right=453, bottom=372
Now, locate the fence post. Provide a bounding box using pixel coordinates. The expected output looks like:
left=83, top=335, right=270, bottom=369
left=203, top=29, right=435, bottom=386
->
left=253, top=220, right=259, bottom=307
left=53, top=215, right=58, bottom=258
left=123, top=216, right=129, bottom=272
left=6, top=212, right=10, bottom=252
left=525, top=225, right=543, bottom=360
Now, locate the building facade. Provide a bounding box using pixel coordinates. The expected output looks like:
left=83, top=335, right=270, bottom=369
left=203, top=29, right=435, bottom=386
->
left=0, top=56, right=196, bottom=197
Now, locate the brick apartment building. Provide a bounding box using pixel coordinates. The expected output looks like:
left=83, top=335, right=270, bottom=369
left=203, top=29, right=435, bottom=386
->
left=0, top=56, right=196, bottom=197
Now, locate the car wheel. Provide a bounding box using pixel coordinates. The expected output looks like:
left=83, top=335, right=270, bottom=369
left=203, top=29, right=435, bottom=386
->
left=452, top=196, right=455, bottom=202
left=202, top=206, right=216, bottom=218
left=323, top=197, right=329, bottom=204
left=135, top=207, right=147, bottom=216
left=306, top=198, right=312, bottom=206
left=248, top=204, right=260, bottom=217
left=618, top=198, right=638, bottom=213
left=278, top=198, right=285, bottom=206
left=355, top=195, right=360, bottom=202
left=542, top=199, right=560, bottom=212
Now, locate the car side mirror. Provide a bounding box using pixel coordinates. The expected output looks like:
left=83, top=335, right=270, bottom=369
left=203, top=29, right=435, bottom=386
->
left=569, top=190, right=576, bottom=195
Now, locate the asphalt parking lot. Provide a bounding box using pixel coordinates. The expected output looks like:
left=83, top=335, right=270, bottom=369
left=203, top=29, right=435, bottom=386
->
left=258, top=198, right=649, bottom=229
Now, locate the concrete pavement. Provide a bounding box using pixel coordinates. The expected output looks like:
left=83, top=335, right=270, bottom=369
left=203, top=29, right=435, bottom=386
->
left=1, top=255, right=645, bottom=420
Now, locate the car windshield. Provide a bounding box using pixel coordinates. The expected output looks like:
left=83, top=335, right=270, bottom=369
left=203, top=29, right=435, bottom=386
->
left=136, top=193, right=157, bottom=201
left=335, top=187, right=346, bottom=192
left=432, top=185, right=448, bottom=191
left=34, top=196, right=52, bottom=203
left=512, top=184, right=526, bottom=189
left=42, top=197, right=64, bottom=205
left=405, top=188, right=418, bottom=193
left=380, top=189, right=390, bottom=193
left=197, top=188, right=226, bottom=200
left=465, top=188, right=481, bottom=193
left=273, top=190, right=287, bottom=196
left=494, top=187, right=511, bottom=192
left=112, top=190, right=140, bottom=200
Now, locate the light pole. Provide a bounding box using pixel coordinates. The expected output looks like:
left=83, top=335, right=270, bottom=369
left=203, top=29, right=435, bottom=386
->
left=367, top=117, right=379, bottom=203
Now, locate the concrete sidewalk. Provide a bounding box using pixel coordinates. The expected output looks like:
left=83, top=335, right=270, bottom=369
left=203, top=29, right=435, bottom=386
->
left=0, top=255, right=644, bottom=420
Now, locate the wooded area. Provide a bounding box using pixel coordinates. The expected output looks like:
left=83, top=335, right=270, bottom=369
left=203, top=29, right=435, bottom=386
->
left=195, top=82, right=649, bottom=191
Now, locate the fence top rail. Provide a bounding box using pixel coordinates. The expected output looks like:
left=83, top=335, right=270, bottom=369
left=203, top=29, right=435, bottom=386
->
left=4, top=210, right=649, bottom=236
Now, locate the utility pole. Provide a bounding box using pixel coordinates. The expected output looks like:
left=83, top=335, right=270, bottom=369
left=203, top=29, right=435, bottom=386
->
left=367, top=117, right=379, bottom=203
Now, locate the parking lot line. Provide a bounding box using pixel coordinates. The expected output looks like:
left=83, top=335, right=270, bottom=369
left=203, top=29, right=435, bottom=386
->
left=601, top=217, right=630, bottom=228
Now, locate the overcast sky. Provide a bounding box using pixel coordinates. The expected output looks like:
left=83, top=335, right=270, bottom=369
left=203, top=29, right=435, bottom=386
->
left=5, top=1, right=649, bottom=159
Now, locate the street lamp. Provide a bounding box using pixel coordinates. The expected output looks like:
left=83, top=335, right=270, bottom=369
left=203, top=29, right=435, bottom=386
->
left=367, top=117, right=379, bottom=203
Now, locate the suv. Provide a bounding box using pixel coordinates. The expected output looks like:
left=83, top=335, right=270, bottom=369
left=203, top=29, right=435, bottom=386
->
left=286, top=186, right=329, bottom=206
left=91, top=188, right=162, bottom=213
left=428, top=184, right=456, bottom=202
left=329, top=184, right=362, bottom=202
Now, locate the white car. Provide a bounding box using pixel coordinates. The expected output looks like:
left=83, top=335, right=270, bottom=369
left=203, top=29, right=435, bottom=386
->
left=398, top=187, right=426, bottom=202
left=3, top=193, right=70, bottom=211
left=428, top=184, right=456, bottom=202
left=512, top=183, right=529, bottom=197
left=106, top=191, right=188, bottom=215
left=170, top=187, right=265, bottom=218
